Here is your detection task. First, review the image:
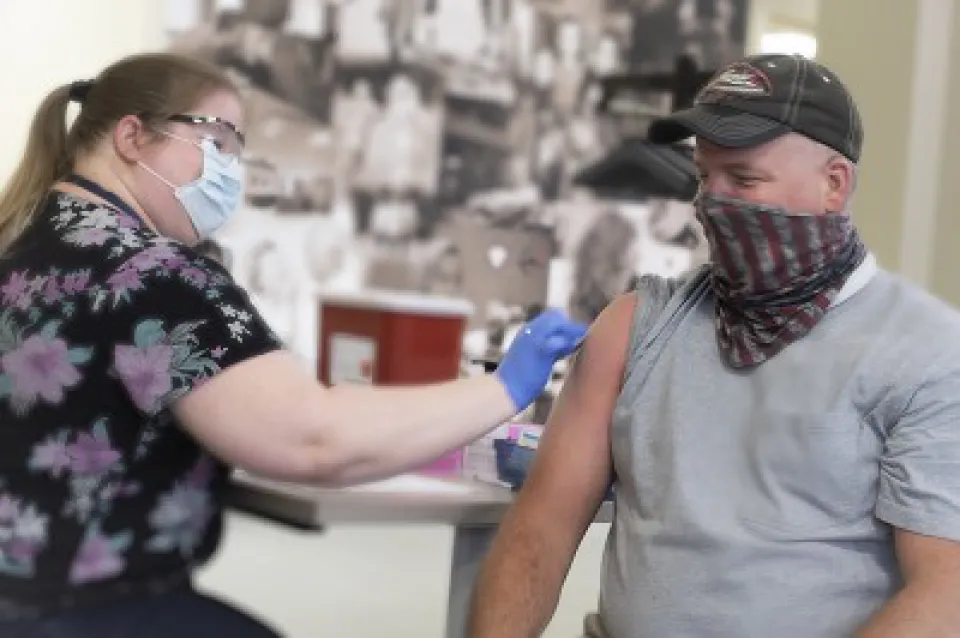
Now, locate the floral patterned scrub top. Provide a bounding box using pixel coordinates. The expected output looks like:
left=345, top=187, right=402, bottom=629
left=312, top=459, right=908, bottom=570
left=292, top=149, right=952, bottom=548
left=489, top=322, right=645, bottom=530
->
left=0, top=190, right=282, bottom=619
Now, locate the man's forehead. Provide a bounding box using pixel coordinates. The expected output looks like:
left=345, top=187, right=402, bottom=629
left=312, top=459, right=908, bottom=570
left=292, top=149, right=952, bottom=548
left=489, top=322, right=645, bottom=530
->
left=693, top=134, right=807, bottom=165
left=692, top=139, right=758, bottom=165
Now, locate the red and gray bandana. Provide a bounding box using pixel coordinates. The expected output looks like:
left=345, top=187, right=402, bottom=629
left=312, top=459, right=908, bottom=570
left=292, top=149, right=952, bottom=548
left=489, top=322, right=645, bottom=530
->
left=696, top=194, right=867, bottom=368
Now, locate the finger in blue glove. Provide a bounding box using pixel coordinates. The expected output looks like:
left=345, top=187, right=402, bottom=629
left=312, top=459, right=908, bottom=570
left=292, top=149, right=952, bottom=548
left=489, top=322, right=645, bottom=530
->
left=495, top=309, right=589, bottom=412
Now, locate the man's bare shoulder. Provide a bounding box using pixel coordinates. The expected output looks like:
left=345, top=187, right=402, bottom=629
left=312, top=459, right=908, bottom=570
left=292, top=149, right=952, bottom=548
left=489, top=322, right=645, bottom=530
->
left=580, top=291, right=640, bottom=371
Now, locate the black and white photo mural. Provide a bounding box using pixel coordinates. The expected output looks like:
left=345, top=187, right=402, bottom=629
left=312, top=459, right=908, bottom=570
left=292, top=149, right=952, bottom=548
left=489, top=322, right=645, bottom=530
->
left=164, top=0, right=748, bottom=375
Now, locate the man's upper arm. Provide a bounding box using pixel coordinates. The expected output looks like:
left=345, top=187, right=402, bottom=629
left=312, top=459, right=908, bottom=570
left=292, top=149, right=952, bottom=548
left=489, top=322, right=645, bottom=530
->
left=872, top=351, right=960, bottom=602
left=854, top=529, right=960, bottom=637
left=876, top=356, right=960, bottom=542
left=507, top=291, right=637, bottom=541
left=894, top=529, right=960, bottom=584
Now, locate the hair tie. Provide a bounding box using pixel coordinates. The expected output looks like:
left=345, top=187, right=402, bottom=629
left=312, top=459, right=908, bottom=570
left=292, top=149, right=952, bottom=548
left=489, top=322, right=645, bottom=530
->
left=68, top=80, right=94, bottom=104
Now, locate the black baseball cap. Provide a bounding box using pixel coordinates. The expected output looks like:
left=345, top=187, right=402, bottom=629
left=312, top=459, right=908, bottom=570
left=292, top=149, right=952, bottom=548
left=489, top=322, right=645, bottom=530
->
left=648, top=54, right=863, bottom=163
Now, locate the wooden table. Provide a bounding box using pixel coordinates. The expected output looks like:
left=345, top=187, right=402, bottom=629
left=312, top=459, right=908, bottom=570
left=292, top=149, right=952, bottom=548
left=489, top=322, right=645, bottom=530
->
left=226, top=471, right=613, bottom=638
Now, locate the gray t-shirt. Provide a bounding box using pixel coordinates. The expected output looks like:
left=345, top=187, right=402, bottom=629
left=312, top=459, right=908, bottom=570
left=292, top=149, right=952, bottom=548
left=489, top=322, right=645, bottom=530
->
left=598, top=258, right=960, bottom=637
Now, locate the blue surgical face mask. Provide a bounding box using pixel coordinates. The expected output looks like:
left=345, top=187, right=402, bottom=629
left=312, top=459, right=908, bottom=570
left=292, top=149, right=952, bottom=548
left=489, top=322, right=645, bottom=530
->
left=139, top=133, right=245, bottom=239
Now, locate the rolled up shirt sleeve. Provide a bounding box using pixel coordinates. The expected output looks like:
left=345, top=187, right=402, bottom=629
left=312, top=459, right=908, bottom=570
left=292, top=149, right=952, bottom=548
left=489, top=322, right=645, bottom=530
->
left=876, top=359, right=960, bottom=541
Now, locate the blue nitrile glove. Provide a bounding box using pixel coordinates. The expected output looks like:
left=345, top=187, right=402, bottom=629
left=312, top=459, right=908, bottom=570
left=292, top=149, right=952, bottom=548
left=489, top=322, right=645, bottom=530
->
left=495, top=309, right=588, bottom=411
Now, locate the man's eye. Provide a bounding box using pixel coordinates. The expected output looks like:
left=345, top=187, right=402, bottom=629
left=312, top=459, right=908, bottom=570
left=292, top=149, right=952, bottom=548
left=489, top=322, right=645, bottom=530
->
left=733, top=176, right=758, bottom=188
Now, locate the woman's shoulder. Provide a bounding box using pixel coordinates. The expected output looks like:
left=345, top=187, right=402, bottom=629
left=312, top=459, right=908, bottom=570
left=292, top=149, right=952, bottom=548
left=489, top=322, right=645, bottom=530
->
left=46, top=192, right=177, bottom=258
left=1, top=193, right=270, bottom=348
left=27, top=191, right=240, bottom=310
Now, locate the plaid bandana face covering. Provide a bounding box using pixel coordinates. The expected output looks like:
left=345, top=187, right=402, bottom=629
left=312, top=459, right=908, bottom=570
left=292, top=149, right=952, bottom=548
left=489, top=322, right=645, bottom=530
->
left=695, top=193, right=867, bottom=368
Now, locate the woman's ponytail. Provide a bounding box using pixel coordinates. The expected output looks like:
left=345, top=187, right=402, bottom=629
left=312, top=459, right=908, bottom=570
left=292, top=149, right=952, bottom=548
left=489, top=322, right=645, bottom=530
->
left=0, top=84, right=73, bottom=252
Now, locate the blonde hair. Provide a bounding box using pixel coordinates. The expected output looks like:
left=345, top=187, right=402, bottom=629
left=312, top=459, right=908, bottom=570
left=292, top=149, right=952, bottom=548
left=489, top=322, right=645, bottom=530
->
left=0, top=52, right=238, bottom=253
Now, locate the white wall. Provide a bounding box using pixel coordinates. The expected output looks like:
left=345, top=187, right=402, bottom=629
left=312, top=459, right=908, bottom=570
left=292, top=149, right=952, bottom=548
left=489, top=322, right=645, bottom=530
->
left=745, top=0, right=818, bottom=53
left=0, top=0, right=165, bottom=179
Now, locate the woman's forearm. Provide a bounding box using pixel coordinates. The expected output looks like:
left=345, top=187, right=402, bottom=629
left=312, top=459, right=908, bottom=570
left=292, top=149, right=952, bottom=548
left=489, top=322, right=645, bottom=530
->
left=319, top=374, right=516, bottom=485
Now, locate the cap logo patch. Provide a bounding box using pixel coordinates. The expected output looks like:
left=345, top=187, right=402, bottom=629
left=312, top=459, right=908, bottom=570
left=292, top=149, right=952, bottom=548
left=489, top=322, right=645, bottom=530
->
left=697, top=63, right=772, bottom=102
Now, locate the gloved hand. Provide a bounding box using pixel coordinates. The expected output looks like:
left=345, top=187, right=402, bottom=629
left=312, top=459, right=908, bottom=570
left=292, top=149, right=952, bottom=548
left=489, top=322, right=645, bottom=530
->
left=495, top=309, right=588, bottom=412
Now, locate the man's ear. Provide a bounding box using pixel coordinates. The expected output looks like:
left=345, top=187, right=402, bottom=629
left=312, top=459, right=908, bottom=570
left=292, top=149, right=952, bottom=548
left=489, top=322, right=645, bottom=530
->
left=112, top=115, right=153, bottom=164
left=824, top=155, right=857, bottom=213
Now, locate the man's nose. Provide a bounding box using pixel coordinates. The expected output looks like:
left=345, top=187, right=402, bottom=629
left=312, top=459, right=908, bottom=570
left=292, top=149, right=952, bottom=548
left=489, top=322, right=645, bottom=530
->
left=699, top=176, right=734, bottom=198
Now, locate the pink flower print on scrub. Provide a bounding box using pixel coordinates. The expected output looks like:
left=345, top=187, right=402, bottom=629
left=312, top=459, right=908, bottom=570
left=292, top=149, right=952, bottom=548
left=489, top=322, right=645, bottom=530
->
left=29, top=424, right=124, bottom=481
left=126, top=244, right=186, bottom=274
left=179, top=266, right=208, bottom=288
left=106, top=267, right=145, bottom=302
left=106, top=244, right=189, bottom=306
left=0, top=320, right=92, bottom=416
left=60, top=270, right=92, bottom=295
left=0, top=272, right=47, bottom=310
left=0, top=272, right=31, bottom=308
left=40, top=276, right=62, bottom=305
left=68, top=523, right=132, bottom=585
left=113, top=342, right=174, bottom=415
left=29, top=436, right=71, bottom=478
left=0, top=494, right=49, bottom=578
left=113, top=318, right=218, bottom=416
left=29, top=420, right=135, bottom=524
left=67, top=428, right=122, bottom=476
left=146, top=457, right=214, bottom=558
